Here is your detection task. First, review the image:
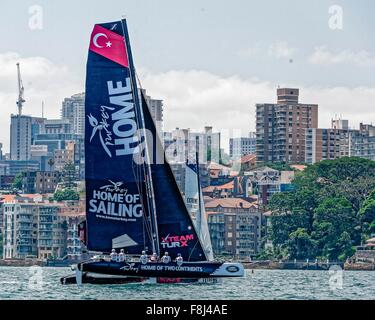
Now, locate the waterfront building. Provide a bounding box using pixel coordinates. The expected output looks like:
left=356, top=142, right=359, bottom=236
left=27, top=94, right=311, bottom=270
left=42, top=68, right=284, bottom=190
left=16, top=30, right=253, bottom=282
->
left=203, top=180, right=234, bottom=199
left=305, top=128, right=342, bottom=164
left=208, top=162, right=238, bottom=186
left=346, top=123, right=375, bottom=161
left=2, top=194, right=43, bottom=259
left=30, top=145, right=54, bottom=172
left=256, top=88, right=318, bottom=163
left=235, top=154, right=257, bottom=172
left=42, top=119, right=72, bottom=134
left=305, top=121, right=375, bottom=164
left=169, top=162, right=210, bottom=195
left=10, top=115, right=32, bottom=161
left=206, top=198, right=261, bottom=259
left=229, top=133, right=256, bottom=160
left=0, top=160, right=40, bottom=176
left=10, top=115, right=46, bottom=161
left=37, top=205, right=67, bottom=260
left=33, top=133, right=84, bottom=179
left=59, top=200, right=86, bottom=260
left=22, top=171, right=60, bottom=194
left=61, top=93, right=85, bottom=136
left=54, top=141, right=75, bottom=172
left=2, top=196, right=84, bottom=260
left=332, top=118, right=349, bottom=131
left=140, top=89, right=164, bottom=138
left=245, top=167, right=295, bottom=207
left=0, top=175, right=15, bottom=190
left=165, top=127, right=221, bottom=165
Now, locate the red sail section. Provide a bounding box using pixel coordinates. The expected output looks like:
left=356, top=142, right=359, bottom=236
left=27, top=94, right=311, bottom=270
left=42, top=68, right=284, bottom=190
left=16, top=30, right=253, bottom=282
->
left=89, top=24, right=129, bottom=68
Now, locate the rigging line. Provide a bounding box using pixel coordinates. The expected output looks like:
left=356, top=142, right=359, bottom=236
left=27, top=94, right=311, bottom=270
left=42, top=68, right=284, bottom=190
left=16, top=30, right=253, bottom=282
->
left=119, top=21, right=155, bottom=249
left=137, top=69, right=207, bottom=261
left=127, top=75, right=155, bottom=250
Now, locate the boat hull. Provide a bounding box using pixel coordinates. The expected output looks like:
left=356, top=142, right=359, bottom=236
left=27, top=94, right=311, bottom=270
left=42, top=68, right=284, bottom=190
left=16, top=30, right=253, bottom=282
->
left=78, top=260, right=244, bottom=278
left=60, top=260, right=244, bottom=285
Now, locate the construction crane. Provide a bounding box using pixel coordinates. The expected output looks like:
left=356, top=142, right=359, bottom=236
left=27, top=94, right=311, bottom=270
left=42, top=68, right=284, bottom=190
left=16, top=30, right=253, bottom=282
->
left=16, top=62, right=25, bottom=116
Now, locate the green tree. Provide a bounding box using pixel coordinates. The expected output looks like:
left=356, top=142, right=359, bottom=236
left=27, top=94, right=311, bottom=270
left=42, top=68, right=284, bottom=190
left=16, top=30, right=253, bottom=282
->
left=312, top=197, right=357, bottom=260
left=12, top=173, right=23, bottom=190
left=48, top=158, right=55, bottom=171
left=53, top=188, right=80, bottom=201
left=62, top=162, right=77, bottom=188
left=266, top=157, right=375, bottom=260
left=359, top=189, right=375, bottom=223
left=337, top=231, right=355, bottom=261
left=287, top=228, right=316, bottom=260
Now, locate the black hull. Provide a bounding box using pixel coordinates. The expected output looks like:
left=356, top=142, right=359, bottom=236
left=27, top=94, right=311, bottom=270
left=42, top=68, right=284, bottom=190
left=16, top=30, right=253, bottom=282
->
left=81, top=261, right=225, bottom=278
left=61, top=273, right=147, bottom=285
left=60, top=260, right=244, bottom=285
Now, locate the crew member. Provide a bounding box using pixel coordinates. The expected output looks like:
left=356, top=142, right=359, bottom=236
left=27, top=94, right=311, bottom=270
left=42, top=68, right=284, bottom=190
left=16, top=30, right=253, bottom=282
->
left=118, top=249, right=126, bottom=262
left=140, top=251, right=148, bottom=265
left=176, top=253, right=183, bottom=266
left=150, top=252, right=158, bottom=262
left=110, top=249, right=118, bottom=262
left=161, top=252, right=171, bottom=264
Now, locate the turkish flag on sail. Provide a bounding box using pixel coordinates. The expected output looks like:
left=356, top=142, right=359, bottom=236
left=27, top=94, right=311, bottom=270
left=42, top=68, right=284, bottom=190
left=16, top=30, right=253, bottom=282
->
left=89, top=24, right=129, bottom=68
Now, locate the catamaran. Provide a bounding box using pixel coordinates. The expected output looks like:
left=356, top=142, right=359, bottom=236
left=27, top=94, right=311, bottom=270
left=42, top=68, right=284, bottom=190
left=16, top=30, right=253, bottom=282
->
left=61, top=19, right=244, bottom=285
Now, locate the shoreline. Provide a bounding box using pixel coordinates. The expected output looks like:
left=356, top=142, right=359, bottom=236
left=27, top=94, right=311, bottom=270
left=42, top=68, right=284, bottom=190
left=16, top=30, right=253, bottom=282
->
left=243, top=261, right=375, bottom=271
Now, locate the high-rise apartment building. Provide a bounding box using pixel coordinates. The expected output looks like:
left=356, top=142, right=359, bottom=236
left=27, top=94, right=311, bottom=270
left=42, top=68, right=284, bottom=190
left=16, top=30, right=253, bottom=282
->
left=2, top=196, right=66, bottom=259
left=10, top=115, right=46, bottom=161
left=229, top=133, right=256, bottom=160
left=61, top=93, right=85, bottom=136
left=140, top=89, right=164, bottom=137
left=165, top=127, right=221, bottom=165
left=256, top=88, right=318, bottom=163
left=10, top=115, right=32, bottom=161
left=305, top=128, right=342, bottom=164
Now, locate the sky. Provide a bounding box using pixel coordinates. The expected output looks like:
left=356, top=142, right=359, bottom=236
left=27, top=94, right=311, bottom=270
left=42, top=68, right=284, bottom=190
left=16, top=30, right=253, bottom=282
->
left=0, top=0, right=375, bottom=153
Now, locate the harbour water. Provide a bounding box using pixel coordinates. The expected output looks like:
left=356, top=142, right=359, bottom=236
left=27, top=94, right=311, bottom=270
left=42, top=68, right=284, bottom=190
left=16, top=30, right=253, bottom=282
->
left=0, top=267, right=374, bottom=300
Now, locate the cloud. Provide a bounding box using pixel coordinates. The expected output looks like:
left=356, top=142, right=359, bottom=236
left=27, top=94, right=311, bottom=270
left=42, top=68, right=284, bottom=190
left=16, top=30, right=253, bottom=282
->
left=237, top=44, right=261, bottom=58
left=1, top=52, right=374, bottom=154
left=140, top=69, right=375, bottom=151
left=0, top=52, right=82, bottom=153
left=239, top=42, right=296, bottom=60
left=308, top=46, right=375, bottom=67
left=268, top=41, right=296, bottom=59
left=140, top=69, right=273, bottom=138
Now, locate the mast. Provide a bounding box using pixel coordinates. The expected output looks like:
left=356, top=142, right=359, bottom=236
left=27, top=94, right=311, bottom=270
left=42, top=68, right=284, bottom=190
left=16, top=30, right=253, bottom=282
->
left=195, top=150, right=203, bottom=235
left=120, top=19, right=160, bottom=256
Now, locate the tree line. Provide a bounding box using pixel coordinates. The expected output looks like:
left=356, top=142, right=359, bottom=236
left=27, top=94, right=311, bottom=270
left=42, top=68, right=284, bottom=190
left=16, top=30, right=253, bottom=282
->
left=264, top=157, right=375, bottom=261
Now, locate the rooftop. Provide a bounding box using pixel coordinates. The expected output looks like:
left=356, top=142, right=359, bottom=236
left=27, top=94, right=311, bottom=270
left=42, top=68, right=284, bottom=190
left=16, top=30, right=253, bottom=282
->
left=205, top=198, right=257, bottom=209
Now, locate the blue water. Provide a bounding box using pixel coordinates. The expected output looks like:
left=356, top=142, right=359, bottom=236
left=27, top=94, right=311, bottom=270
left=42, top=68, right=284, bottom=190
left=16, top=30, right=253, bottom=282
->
left=0, top=267, right=374, bottom=300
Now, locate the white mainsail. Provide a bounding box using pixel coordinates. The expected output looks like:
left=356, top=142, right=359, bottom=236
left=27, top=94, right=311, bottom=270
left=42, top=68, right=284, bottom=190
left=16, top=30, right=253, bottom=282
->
left=185, top=162, right=214, bottom=261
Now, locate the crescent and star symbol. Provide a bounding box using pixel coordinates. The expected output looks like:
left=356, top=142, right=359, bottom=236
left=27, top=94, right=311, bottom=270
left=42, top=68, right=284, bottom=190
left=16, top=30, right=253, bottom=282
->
left=93, top=33, right=112, bottom=48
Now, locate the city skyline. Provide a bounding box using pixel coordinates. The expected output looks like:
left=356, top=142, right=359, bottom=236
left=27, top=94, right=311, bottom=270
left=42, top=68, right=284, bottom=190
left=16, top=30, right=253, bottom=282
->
left=0, top=0, right=375, bottom=153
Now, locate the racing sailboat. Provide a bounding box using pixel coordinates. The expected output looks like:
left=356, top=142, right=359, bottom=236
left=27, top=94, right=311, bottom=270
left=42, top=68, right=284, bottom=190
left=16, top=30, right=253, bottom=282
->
left=61, top=19, right=244, bottom=285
